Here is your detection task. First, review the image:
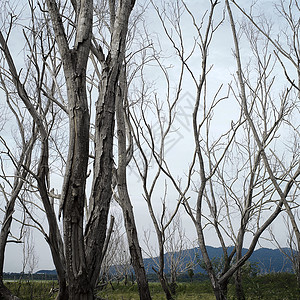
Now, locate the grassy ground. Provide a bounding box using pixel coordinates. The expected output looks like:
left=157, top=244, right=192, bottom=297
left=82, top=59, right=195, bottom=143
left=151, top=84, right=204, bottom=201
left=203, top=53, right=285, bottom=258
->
left=98, top=281, right=215, bottom=300
left=98, top=273, right=299, bottom=300
left=229, top=273, right=299, bottom=300
left=4, top=273, right=299, bottom=299
left=4, top=280, right=58, bottom=300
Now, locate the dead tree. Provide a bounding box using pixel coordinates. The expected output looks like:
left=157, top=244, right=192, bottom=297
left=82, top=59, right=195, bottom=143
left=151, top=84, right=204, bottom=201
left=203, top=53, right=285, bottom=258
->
left=0, top=0, right=137, bottom=299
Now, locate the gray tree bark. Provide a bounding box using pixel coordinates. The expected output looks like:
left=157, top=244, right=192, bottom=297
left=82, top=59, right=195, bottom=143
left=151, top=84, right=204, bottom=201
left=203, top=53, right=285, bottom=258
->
left=115, top=70, right=152, bottom=300
left=84, top=0, right=136, bottom=292
left=0, top=0, right=136, bottom=298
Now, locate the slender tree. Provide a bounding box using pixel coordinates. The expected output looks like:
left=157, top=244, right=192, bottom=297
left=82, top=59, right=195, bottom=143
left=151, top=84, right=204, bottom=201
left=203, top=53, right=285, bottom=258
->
left=114, top=66, right=152, bottom=299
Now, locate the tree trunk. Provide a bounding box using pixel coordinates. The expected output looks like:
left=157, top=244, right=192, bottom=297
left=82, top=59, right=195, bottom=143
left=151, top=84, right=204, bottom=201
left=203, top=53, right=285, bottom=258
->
left=84, top=58, right=119, bottom=287
left=124, top=208, right=152, bottom=300
left=45, top=1, right=92, bottom=298
left=116, top=71, right=152, bottom=300
left=210, top=280, right=229, bottom=300
left=66, top=283, right=94, bottom=300
left=234, top=267, right=245, bottom=300
left=196, top=235, right=229, bottom=300
left=212, top=288, right=227, bottom=300
left=55, top=280, right=68, bottom=300
left=169, top=271, right=177, bottom=295
left=158, top=274, right=174, bottom=300
left=36, top=142, right=68, bottom=299
left=0, top=191, right=20, bottom=300
left=85, top=1, right=137, bottom=291
left=234, top=235, right=245, bottom=300
left=145, top=204, right=174, bottom=300
left=157, top=240, right=174, bottom=300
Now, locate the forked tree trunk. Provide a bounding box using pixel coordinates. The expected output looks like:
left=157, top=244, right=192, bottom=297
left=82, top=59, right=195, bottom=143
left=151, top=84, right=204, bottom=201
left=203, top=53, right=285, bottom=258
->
left=45, top=1, right=92, bottom=298
left=206, top=276, right=228, bottom=300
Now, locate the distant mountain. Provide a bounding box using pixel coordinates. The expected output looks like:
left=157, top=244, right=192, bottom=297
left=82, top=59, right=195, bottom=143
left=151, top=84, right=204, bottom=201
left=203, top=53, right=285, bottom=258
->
left=143, top=246, right=294, bottom=275
left=35, top=269, right=57, bottom=275
left=249, top=247, right=294, bottom=273
left=34, top=246, right=295, bottom=276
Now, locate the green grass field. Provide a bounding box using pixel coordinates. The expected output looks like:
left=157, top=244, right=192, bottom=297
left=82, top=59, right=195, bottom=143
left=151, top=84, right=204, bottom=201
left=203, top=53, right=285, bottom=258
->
left=4, top=280, right=59, bottom=299
left=98, top=281, right=215, bottom=300
left=4, top=273, right=299, bottom=300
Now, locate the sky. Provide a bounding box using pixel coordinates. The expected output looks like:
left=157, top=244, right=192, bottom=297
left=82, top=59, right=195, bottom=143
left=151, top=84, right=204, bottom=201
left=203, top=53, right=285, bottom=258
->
left=0, top=0, right=299, bottom=273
